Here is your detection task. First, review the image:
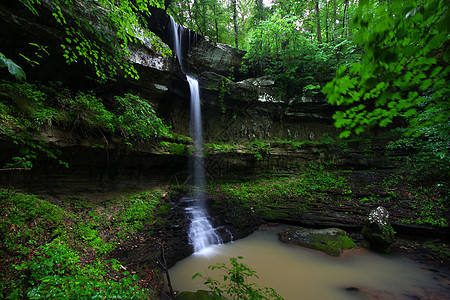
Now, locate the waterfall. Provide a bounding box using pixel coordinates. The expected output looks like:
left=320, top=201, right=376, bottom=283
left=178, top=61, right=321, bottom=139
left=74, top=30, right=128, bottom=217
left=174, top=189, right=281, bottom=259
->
left=170, top=17, right=222, bottom=253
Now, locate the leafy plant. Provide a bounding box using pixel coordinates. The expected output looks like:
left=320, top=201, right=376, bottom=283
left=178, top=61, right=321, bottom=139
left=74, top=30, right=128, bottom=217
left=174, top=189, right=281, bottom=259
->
left=160, top=141, right=187, bottom=155
left=0, top=188, right=167, bottom=299
left=193, top=256, right=284, bottom=300
left=14, top=240, right=148, bottom=299
left=114, top=93, right=171, bottom=141
left=205, top=143, right=236, bottom=153
left=18, top=0, right=168, bottom=81
left=0, top=52, right=26, bottom=81
left=69, top=91, right=115, bottom=131
left=247, top=139, right=270, bottom=160
left=323, top=0, right=449, bottom=138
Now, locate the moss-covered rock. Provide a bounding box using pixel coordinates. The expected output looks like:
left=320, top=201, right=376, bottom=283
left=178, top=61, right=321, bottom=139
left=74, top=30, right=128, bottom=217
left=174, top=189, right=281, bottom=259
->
left=279, top=227, right=357, bottom=256
left=362, top=206, right=395, bottom=253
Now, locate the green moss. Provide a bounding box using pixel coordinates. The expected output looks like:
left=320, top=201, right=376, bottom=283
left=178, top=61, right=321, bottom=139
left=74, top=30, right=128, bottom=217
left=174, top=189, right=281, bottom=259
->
left=157, top=203, right=172, bottom=214
left=280, top=227, right=357, bottom=256
left=208, top=166, right=348, bottom=220
left=160, top=141, right=188, bottom=155
left=311, top=235, right=357, bottom=256
left=204, top=142, right=236, bottom=153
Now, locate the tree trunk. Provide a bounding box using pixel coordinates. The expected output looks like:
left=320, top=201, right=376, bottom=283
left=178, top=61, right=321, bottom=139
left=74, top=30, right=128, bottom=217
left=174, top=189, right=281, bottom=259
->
left=201, top=0, right=206, bottom=37
left=213, top=4, right=219, bottom=42
left=192, top=0, right=205, bottom=36
left=255, top=0, right=264, bottom=22
left=333, top=0, right=337, bottom=41
left=325, top=0, right=329, bottom=43
left=345, top=0, right=350, bottom=37
left=316, top=0, right=322, bottom=43
left=232, top=0, right=239, bottom=49
left=342, top=0, right=347, bottom=37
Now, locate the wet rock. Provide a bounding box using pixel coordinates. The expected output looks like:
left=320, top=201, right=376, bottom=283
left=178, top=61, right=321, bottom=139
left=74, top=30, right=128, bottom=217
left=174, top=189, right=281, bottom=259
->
left=343, top=286, right=386, bottom=299
left=362, top=206, right=395, bottom=253
left=279, top=227, right=357, bottom=256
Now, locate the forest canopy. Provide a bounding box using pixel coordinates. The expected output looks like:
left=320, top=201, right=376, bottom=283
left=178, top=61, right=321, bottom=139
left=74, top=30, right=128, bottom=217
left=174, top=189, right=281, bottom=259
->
left=5, top=0, right=449, bottom=144
left=167, top=0, right=448, bottom=140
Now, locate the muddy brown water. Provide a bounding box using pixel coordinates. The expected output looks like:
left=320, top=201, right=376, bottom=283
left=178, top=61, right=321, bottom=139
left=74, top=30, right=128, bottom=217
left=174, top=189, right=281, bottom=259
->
left=168, top=225, right=446, bottom=299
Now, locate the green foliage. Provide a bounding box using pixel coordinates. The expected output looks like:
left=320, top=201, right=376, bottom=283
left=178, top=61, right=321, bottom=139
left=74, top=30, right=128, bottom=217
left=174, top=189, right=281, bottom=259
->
left=205, top=142, right=236, bottom=153
left=120, top=190, right=160, bottom=232
left=114, top=93, right=171, bottom=141
left=160, top=141, right=187, bottom=155
left=18, top=0, right=168, bottom=81
left=0, top=189, right=66, bottom=256
left=247, top=139, right=270, bottom=160
left=0, top=188, right=166, bottom=298
left=400, top=193, right=448, bottom=227
left=323, top=0, right=449, bottom=138
left=0, top=52, right=26, bottom=81
left=168, top=0, right=261, bottom=47
left=387, top=132, right=449, bottom=184
left=193, top=256, right=284, bottom=300
left=4, top=155, right=35, bottom=169
left=241, top=12, right=359, bottom=98
left=70, top=91, right=116, bottom=131
left=76, top=222, right=117, bottom=254
left=13, top=240, right=147, bottom=299
left=1, top=82, right=65, bottom=131
left=0, top=82, right=176, bottom=168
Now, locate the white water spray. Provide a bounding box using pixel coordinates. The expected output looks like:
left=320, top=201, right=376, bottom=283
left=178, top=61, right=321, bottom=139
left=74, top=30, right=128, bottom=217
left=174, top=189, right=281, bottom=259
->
left=170, top=17, right=222, bottom=253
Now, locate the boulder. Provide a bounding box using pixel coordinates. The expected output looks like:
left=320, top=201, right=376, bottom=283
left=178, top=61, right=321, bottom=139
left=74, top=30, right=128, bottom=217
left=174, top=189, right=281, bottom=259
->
left=362, top=206, right=395, bottom=253
left=279, top=227, right=357, bottom=256
left=187, top=38, right=245, bottom=77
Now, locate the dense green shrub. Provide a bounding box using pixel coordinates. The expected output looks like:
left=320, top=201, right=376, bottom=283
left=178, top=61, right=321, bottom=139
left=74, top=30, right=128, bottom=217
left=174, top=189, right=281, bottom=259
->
left=14, top=240, right=148, bottom=299
left=0, top=188, right=166, bottom=299
left=114, top=93, right=171, bottom=141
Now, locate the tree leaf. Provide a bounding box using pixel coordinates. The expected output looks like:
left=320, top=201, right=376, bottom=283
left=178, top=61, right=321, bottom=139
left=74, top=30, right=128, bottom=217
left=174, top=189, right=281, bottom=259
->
left=0, top=52, right=26, bottom=81
left=339, top=131, right=351, bottom=139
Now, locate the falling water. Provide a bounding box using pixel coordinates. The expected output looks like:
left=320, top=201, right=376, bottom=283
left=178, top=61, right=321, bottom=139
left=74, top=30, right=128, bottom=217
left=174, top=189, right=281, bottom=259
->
left=170, top=17, right=223, bottom=253
left=187, top=75, right=205, bottom=197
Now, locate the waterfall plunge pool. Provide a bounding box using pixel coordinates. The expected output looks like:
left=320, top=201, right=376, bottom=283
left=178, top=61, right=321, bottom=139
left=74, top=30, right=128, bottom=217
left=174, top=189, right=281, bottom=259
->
left=168, top=225, right=446, bottom=299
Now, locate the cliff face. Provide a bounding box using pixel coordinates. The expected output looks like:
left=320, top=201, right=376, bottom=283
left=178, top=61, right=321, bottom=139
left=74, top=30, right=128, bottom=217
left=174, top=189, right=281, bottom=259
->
left=0, top=1, right=370, bottom=192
